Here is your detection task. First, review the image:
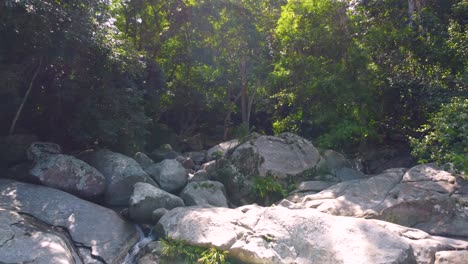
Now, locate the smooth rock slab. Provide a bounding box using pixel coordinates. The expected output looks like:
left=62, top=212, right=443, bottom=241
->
left=435, top=250, right=468, bottom=264
left=157, top=206, right=417, bottom=264
left=0, top=179, right=138, bottom=264
left=0, top=209, right=80, bottom=264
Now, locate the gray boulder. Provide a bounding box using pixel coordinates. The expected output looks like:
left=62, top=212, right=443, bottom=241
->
left=128, top=182, right=184, bottom=223
left=322, top=149, right=352, bottom=173
left=185, top=151, right=206, bottom=165
left=134, top=152, right=155, bottom=170
left=79, top=149, right=158, bottom=206
left=335, top=167, right=366, bottom=181
left=157, top=205, right=419, bottom=264
left=435, top=251, right=468, bottom=264
left=145, top=159, right=187, bottom=193
left=188, top=169, right=209, bottom=182
left=27, top=141, right=62, bottom=161
left=229, top=133, right=320, bottom=179
left=0, top=209, right=80, bottom=264
left=0, top=179, right=138, bottom=263
left=29, top=154, right=106, bottom=199
left=206, top=139, right=239, bottom=161
left=287, top=164, right=468, bottom=238
left=180, top=181, right=228, bottom=207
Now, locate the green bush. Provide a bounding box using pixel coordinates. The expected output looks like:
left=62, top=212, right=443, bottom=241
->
left=410, top=98, right=468, bottom=175
left=161, top=237, right=230, bottom=264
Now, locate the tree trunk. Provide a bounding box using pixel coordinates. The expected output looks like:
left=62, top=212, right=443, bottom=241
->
left=9, top=57, right=43, bottom=135
left=408, top=0, right=415, bottom=25
left=240, top=57, right=248, bottom=125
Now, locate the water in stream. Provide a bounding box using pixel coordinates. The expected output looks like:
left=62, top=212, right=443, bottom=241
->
left=121, top=225, right=155, bottom=264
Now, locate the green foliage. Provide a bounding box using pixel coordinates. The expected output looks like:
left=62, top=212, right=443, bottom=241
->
left=161, top=237, right=230, bottom=264
left=253, top=175, right=287, bottom=199
left=410, top=98, right=468, bottom=175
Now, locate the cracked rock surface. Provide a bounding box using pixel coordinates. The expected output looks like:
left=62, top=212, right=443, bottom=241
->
left=0, top=209, right=80, bottom=264
left=0, top=179, right=138, bottom=264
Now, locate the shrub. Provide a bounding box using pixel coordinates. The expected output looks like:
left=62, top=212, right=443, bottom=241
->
left=161, top=237, right=230, bottom=264
left=410, top=98, right=468, bottom=175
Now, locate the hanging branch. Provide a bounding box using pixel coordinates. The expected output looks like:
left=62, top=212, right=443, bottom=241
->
left=9, top=57, right=43, bottom=135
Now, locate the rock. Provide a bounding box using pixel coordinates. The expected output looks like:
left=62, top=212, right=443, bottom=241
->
left=27, top=141, right=62, bottom=161
left=229, top=133, right=320, bottom=179
left=156, top=206, right=418, bottom=264
left=188, top=169, right=209, bottom=182
left=128, top=182, right=184, bottom=224
left=0, top=209, right=79, bottom=264
left=176, top=156, right=195, bottom=169
left=29, top=154, right=106, bottom=199
left=206, top=139, right=239, bottom=161
left=79, top=149, right=158, bottom=206
left=145, top=159, right=187, bottom=193
left=335, top=167, right=366, bottom=181
left=5, top=162, right=38, bottom=184
left=295, top=181, right=337, bottom=192
left=134, top=152, right=155, bottom=170
left=152, top=208, right=169, bottom=223
left=361, top=144, right=416, bottom=174
left=435, top=250, right=468, bottom=264
left=149, top=144, right=179, bottom=163
left=185, top=151, right=206, bottom=165
left=322, top=149, right=352, bottom=173
left=0, top=179, right=138, bottom=263
left=180, top=181, right=228, bottom=207
left=201, top=160, right=217, bottom=175
left=0, top=134, right=38, bottom=165
left=292, top=164, right=468, bottom=238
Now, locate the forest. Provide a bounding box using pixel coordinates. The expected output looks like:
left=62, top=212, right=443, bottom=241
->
left=1, top=0, right=466, bottom=172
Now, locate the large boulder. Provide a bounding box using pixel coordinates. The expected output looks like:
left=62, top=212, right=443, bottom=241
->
left=145, top=159, right=187, bottom=193
left=157, top=205, right=468, bottom=264
left=229, top=133, right=320, bottom=179
left=29, top=154, right=106, bottom=199
left=285, top=164, right=468, bottom=238
left=128, top=182, right=184, bottom=223
left=157, top=205, right=419, bottom=264
left=134, top=152, right=155, bottom=170
left=0, top=209, right=80, bottom=264
left=79, top=149, right=158, bottom=206
left=180, top=181, right=228, bottom=207
left=0, top=179, right=138, bottom=264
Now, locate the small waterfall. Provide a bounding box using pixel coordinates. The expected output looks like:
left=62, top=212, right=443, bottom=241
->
left=121, top=225, right=155, bottom=264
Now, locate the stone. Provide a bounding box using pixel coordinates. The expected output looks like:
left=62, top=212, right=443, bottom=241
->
left=335, top=167, right=366, bottom=181
left=146, top=159, right=187, bottom=193
left=5, top=162, right=38, bottom=184
left=29, top=154, right=106, bottom=199
left=206, top=139, right=239, bottom=161
left=134, top=152, right=155, bottom=170
left=149, top=144, right=179, bottom=163
left=152, top=208, right=169, bottom=223
left=156, top=206, right=418, bottom=264
left=26, top=141, right=62, bottom=161
left=0, top=209, right=79, bottom=264
left=435, top=250, right=468, bottom=264
left=0, top=179, right=138, bottom=263
left=128, top=182, right=184, bottom=224
left=229, top=133, right=320, bottom=179
left=180, top=181, right=228, bottom=207
left=188, top=169, right=209, bottom=182
left=79, top=149, right=158, bottom=206
left=292, top=165, right=468, bottom=238
left=176, top=156, right=195, bottom=169
left=295, top=181, right=337, bottom=193
left=322, top=149, right=352, bottom=173
left=201, top=160, right=217, bottom=175
left=185, top=151, right=206, bottom=165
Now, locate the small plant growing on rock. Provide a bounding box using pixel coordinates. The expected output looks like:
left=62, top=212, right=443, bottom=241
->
left=161, top=237, right=230, bottom=264
left=253, top=175, right=287, bottom=205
